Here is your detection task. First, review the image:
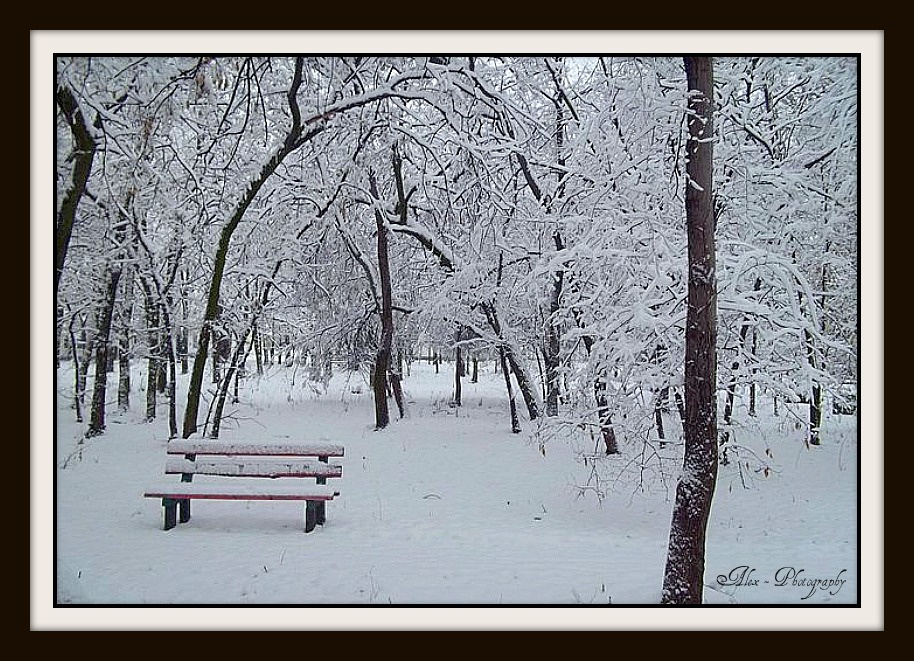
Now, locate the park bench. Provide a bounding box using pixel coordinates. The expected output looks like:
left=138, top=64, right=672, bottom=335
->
left=144, top=440, right=344, bottom=533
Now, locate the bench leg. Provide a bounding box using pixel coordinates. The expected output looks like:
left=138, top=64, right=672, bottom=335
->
left=179, top=499, right=191, bottom=523
left=163, top=498, right=177, bottom=531
left=317, top=464, right=327, bottom=525
left=305, top=500, right=318, bottom=533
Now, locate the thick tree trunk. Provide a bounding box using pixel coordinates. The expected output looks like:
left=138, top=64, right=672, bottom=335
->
left=87, top=267, right=123, bottom=437
left=55, top=84, right=99, bottom=301
left=662, top=56, right=718, bottom=605
left=370, top=172, right=394, bottom=430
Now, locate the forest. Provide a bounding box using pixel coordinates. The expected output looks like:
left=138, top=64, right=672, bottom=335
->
left=50, top=54, right=861, bottom=610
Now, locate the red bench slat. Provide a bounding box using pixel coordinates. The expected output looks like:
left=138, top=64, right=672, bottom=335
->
left=165, top=457, right=342, bottom=479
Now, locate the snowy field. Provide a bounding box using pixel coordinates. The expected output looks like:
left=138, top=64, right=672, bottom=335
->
left=39, top=359, right=874, bottom=628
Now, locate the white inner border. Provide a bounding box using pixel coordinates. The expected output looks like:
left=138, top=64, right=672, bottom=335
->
left=32, top=30, right=884, bottom=631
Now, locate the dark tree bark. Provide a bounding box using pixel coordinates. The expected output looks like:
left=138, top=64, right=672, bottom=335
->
left=454, top=343, right=463, bottom=407
left=390, top=372, right=405, bottom=419
left=675, top=390, right=687, bottom=428
left=75, top=327, right=93, bottom=419
left=68, top=320, right=88, bottom=423
left=805, top=328, right=823, bottom=446
left=748, top=330, right=758, bottom=417
left=178, top=273, right=189, bottom=375
left=140, top=277, right=160, bottom=422
left=593, top=377, right=619, bottom=455
left=252, top=323, right=263, bottom=375
left=369, top=172, right=394, bottom=430
left=162, top=304, right=178, bottom=439
left=117, top=266, right=134, bottom=412
left=55, top=84, right=99, bottom=301
left=662, top=56, right=718, bottom=605
left=499, top=345, right=521, bottom=434
left=543, top=266, right=562, bottom=416
left=86, top=265, right=123, bottom=437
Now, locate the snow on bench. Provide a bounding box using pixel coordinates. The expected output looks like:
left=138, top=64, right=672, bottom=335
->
left=144, top=440, right=344, bottom=533
left=165, top=440, right=345, bottom=457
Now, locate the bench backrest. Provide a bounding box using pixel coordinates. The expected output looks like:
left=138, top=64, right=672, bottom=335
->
left=167, top=440, right=344, bottom=458
left=165, top=440, right=344, bottom=481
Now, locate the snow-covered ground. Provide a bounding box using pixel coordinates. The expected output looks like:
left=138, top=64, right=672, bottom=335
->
left=38, top=360, right=876, bottom=628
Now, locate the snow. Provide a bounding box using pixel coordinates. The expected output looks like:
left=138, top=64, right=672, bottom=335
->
left=39, top=360, right=871, bottom=628
left=167, top=440, right=344, bottom=456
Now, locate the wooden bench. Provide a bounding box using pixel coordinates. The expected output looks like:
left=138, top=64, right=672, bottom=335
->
left=144, top=440, right=344, bottom=533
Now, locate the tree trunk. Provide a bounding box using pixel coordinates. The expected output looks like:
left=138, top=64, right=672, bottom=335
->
left=472, top=354, right=478, bottom=383
left=142, top=278, right=159, bottom=423
left=210, top=329, right=251, bottom=438
left=117, top=266, right=134, bottom=412
left=55, top=84, right=98, bottom=301
left=390, top=372, right=405, bottom=419
left=654, top=394, right=666, bottom=443
left=178, top=276, right=189, bottom=375
left=86, top=266, right=123, bottom=437
left=75, top=327, right=93, bottom=419
left=499, top=345, right=521, bottom=434
left=543, top=238, right=564, bottom=417
left=162, top=306, right=178, bottom=439
left=183, top=57, right=315, bottom=439
left=253, top=323, right=264, bottom=375
left=454, top=344, right=463, bottom=407
left=662, top=56, right=717, bottom=605
left=370, top=172, right=394, bottom=430
left=748, top=330, right=758, bottom=417
left=480, top=300, right=540, bottom=421
left=593, top=376, right=618, bottom=455
left=68, top=322, right=87, bottom=423
left=573, top=296, right=619, bottom=455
